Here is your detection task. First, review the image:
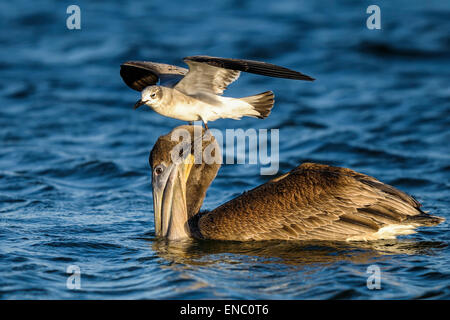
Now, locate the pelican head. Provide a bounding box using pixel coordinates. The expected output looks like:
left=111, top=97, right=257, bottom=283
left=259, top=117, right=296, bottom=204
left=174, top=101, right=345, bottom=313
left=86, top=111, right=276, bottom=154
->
left=149, top=125, right=221, bottom=240
left=134, top=85, right=163, bottom=109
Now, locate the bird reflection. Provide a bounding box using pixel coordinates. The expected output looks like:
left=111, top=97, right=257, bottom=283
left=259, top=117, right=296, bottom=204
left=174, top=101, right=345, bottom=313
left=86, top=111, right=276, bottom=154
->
left=148, top=237, right=446, bottom=267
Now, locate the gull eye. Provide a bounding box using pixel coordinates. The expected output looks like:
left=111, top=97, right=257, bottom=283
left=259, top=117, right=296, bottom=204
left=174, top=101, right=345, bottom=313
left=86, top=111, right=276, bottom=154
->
left=151, top=93, right=156, bottom=98
left=154, top=165, right=164, bottom=176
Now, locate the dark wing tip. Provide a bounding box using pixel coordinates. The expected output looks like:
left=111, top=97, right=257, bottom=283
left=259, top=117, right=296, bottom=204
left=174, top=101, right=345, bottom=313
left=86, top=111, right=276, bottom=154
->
left=405, top=213, right=445, bottom=226
left=120, top=61, right=159, bottom=92
left=184, top=55, right=315, bottom=81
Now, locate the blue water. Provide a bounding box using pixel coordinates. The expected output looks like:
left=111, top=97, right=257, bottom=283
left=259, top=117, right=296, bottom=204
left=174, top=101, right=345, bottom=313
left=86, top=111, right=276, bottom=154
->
left=0, top=0, right=449, bottom=299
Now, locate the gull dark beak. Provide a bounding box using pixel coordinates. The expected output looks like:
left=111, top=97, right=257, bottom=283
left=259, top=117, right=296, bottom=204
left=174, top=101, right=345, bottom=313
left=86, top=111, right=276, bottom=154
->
left=133, top=99, right=147, bottom=110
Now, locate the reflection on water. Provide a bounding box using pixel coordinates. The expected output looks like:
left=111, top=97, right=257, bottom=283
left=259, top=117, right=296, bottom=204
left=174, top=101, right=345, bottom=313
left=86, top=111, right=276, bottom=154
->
left=147, top=238, right=448, bottom=299
left=151, top=238, right=447, bottom=267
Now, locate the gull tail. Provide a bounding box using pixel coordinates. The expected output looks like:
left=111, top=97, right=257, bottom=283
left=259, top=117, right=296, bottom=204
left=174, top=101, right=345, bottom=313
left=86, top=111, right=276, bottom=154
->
left=240, top=91, right=275, bottom=119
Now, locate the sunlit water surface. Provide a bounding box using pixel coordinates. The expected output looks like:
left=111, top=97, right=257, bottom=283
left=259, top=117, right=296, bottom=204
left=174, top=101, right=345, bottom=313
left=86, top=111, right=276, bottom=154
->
left=0, top=0, right=449, bottom=299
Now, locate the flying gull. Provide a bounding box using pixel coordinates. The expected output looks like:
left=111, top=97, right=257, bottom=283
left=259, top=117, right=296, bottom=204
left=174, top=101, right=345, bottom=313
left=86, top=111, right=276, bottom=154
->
left=120, top=55, right=314, bottom=129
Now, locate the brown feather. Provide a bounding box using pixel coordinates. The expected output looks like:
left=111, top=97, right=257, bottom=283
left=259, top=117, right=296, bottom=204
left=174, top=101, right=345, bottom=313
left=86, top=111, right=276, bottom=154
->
left=196, top=163, right=441, bottom=241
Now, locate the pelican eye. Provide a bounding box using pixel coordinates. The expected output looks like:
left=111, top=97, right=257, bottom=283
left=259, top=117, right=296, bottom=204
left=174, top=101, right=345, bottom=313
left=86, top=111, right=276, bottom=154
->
left=154, top=165, right=164, bottom=175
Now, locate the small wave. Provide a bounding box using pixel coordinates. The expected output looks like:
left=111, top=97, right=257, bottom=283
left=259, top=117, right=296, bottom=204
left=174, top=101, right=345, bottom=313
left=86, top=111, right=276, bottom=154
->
left=357, top=41, right=448, bottom=59
left=389, top=177, right=432, bottom=188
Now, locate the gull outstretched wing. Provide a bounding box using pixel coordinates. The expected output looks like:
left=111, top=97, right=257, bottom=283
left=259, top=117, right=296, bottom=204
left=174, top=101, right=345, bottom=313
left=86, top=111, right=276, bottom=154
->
left=174, top=55, right=314, bottom=96
left=120, top=61, right=188, bottom=91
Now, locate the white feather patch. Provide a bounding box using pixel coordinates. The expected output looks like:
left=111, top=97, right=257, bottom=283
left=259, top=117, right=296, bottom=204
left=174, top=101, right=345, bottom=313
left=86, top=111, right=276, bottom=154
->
left=346, top=224, right=417, bottom=241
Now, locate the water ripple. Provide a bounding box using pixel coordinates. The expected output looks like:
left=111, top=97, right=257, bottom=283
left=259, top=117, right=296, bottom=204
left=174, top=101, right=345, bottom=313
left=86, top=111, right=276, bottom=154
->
left=0, top=0, right=449, bottom=300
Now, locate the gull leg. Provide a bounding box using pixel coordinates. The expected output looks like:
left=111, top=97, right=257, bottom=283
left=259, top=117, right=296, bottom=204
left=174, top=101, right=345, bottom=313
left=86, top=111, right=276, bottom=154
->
left=199, top=116, right=209, bottom=131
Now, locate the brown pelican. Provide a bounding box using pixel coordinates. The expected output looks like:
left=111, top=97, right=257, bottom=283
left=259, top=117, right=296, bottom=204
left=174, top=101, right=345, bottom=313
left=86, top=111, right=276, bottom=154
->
left=120, top=55, right=314, bottom=129
left=150, top=125, right=444, bottom=241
